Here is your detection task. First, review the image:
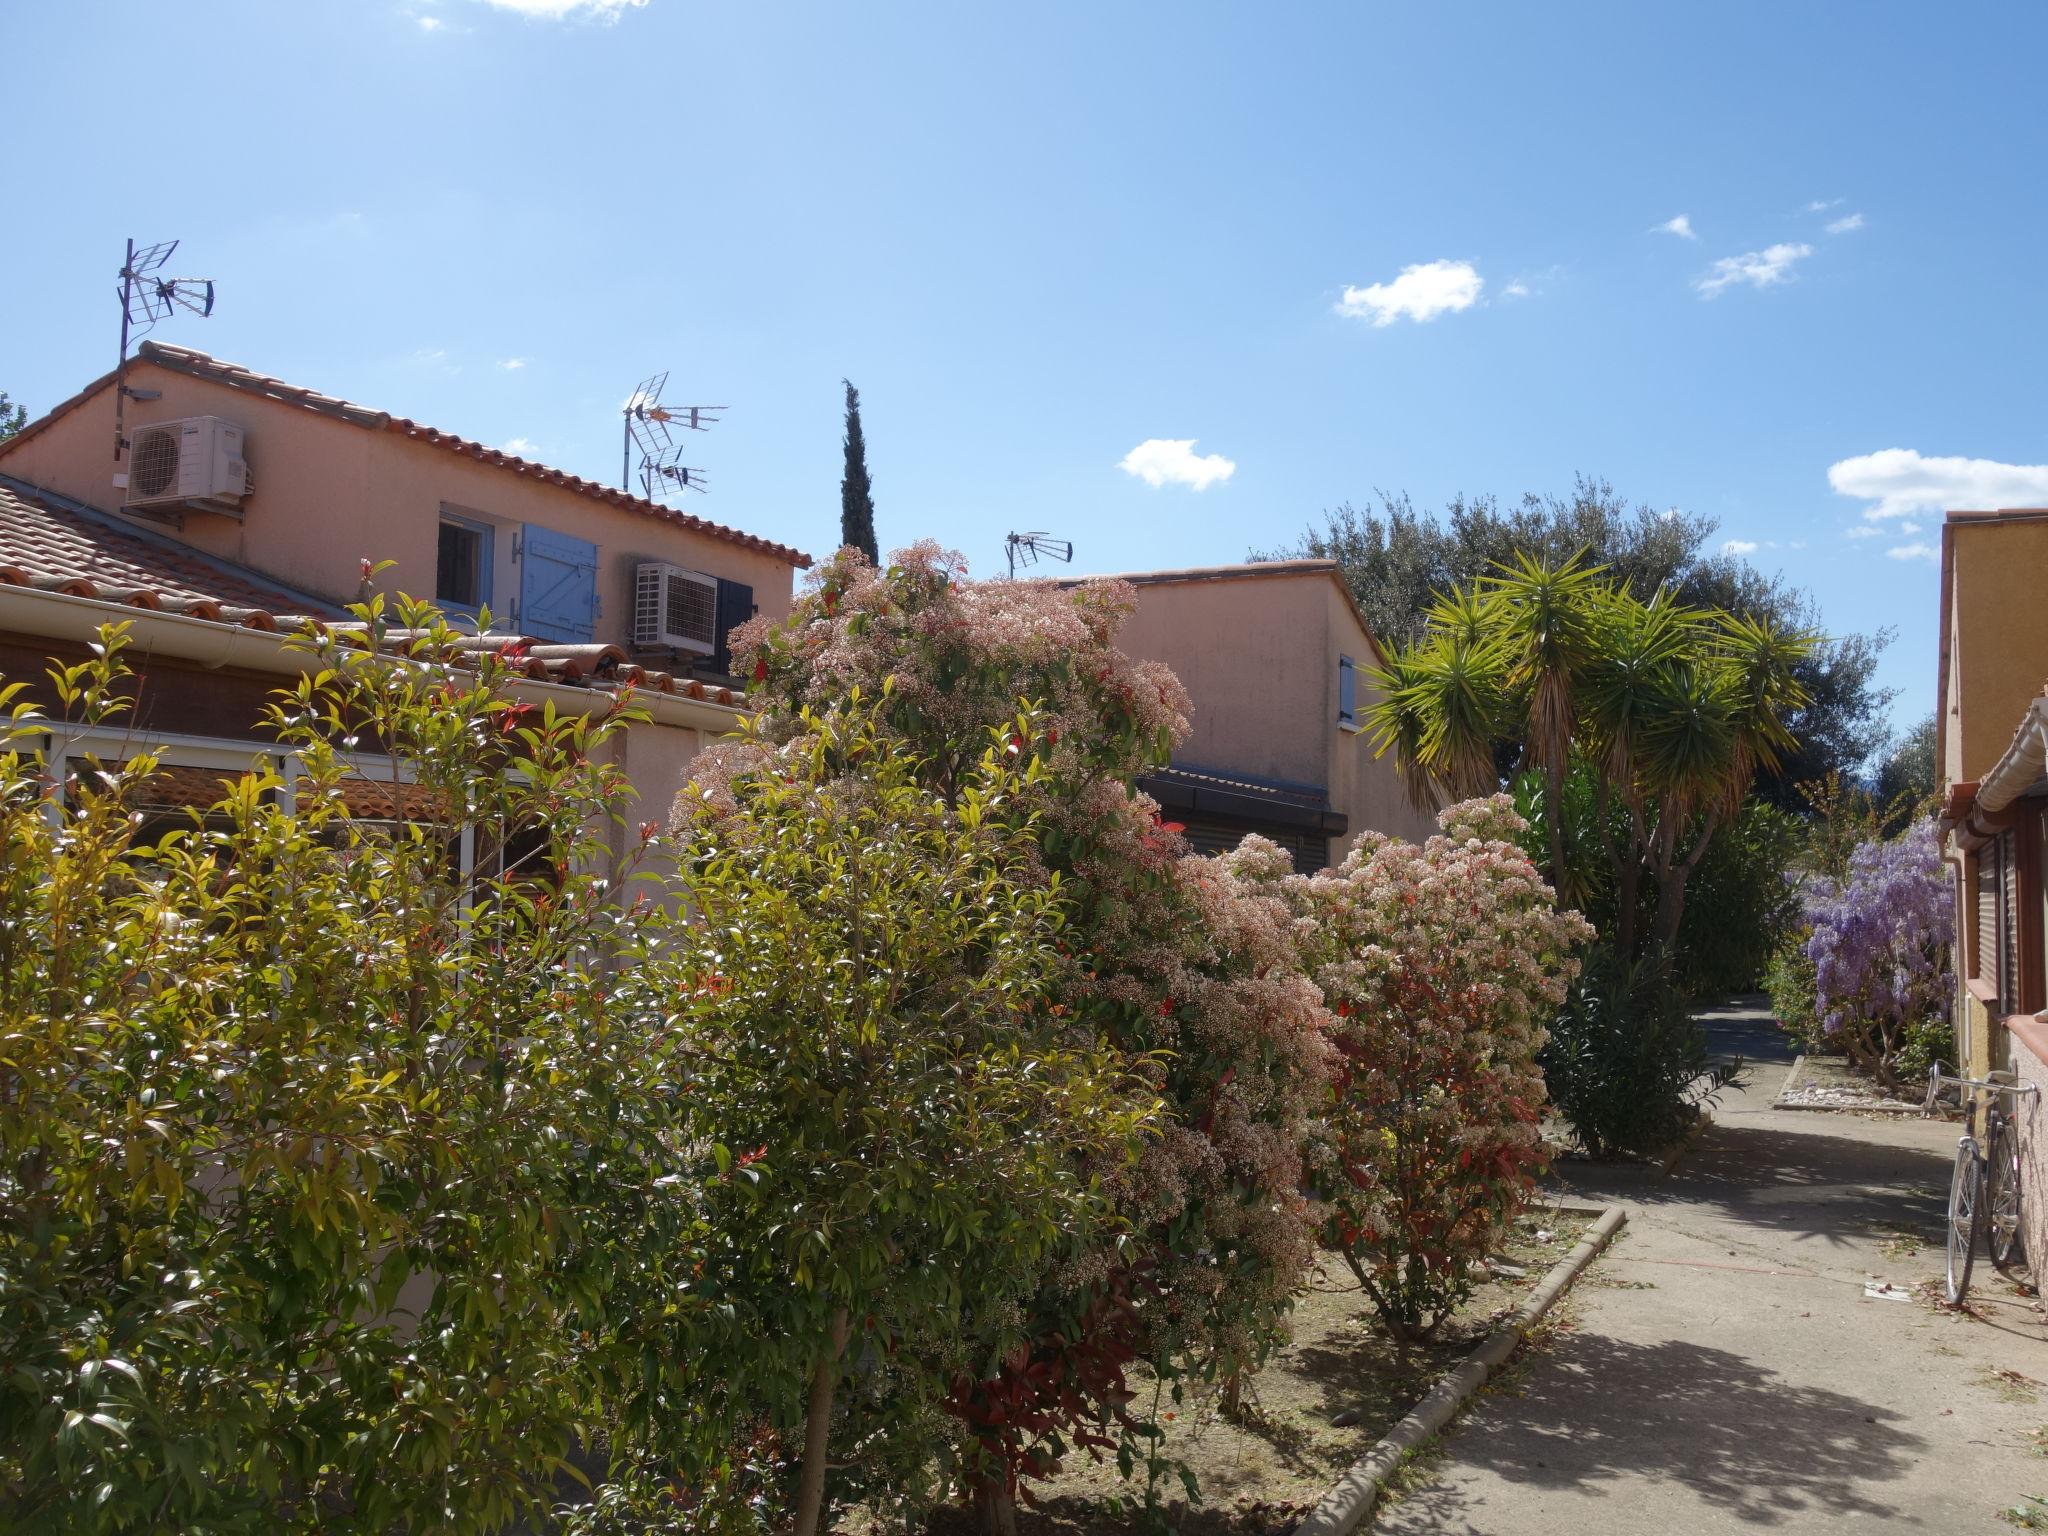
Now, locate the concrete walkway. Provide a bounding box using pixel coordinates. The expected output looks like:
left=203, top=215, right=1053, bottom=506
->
left=1378, top=1000, right=2048, bottom=1534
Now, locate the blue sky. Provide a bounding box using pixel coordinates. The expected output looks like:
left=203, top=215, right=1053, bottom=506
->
left=8, top=2, right=2047, bottom=743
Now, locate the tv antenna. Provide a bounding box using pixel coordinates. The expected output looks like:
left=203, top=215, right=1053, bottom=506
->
left=623, top=372, right=723, bottom=501
left=112, top=237, right=216, bottom=476
left=1005, top=531, right=1073, bottom=580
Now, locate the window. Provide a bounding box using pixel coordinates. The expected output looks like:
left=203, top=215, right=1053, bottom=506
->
left=1976, top=830, right=2023, bottom=1016
left=1337, top=654, right=1359, bottom=731
left=437, top=517, right=491, bottom=612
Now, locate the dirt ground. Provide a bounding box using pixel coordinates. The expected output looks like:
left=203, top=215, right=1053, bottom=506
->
left=924, top=1207, right=1592, bottom=1536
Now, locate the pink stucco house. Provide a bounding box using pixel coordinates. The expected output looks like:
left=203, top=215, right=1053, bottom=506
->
left=0, top=343, right=811, bottom=873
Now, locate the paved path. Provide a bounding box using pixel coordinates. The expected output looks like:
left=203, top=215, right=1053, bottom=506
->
left=1378, top=1000, right=2048, bottom=1534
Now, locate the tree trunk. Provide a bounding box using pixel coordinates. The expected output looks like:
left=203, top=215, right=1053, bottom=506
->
left=1544, top=758, right=1567, bottom=897
left=792, top=1309, right=851, bottom=1536
left=973, top=1478, right=1019, bottom=1536
left=1647, top=809, right=1721, bottom=976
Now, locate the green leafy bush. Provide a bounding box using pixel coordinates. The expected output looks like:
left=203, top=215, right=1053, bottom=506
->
left=668, top=689, right=1158, bottom=1536
left=1673, top=799, right=1802, bottom=998
left=0, top=611, right=717, bottom=1534
left=1542, top=950, right=1737, bottom=1159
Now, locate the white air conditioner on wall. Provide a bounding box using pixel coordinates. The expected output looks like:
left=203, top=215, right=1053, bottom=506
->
left=124, top=416, right=250, bottom=517
left=632, top=562, right=719, bottom=654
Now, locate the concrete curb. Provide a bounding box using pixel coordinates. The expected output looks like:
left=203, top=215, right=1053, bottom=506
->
left=1293, top=1204, right=1628, bottom=1536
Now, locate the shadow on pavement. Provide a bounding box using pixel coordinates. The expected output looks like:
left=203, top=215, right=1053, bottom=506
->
left=1558, top=1120, right=1955, bottom=1252
left=1385, top=1330, right=1928, bottom=1531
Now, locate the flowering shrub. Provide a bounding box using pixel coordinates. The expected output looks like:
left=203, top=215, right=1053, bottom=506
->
left=701, top=546, right=1336, bottom=1520
left=1276, top=797, right=1591, bottom=1339
left=1802, top=820, right=1954, bottom=1092
left=670, top=691, right=1156, bottom=1536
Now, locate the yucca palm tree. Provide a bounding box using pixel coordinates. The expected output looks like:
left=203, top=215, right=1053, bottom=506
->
left=1365, top=556, right=1813, bottom=975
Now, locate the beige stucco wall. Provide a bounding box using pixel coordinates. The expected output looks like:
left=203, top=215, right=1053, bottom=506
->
left=1111, top=570, right=1436, bottom=857
left=0, top=360, right=800, bottom=642
left=1946, top=518, right=2048, bottom=786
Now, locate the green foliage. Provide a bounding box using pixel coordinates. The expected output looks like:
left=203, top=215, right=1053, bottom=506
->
left=1672, top=799, right=1803, bottom=997
left=0, top=389, right=26, bottom=441
left=1764, top=938, right=1823, bottom=1052
left=0, top=608, right=721, bottom=1534
left=669, top=689, right=1156, bottom=1530
left=1262, top=477, right=1895, bottom=802
left=1872, top=713, right=1938, bottom=826
left=1365, top=554, right=1812, bottom=971
left=839, top=380, right=879, bottom=565
left=1542, top=951, right=1738, bottom=1160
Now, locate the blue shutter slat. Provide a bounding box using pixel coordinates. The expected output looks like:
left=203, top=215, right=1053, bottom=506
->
left=1338, top=655, right=1357, bottom=727
left=519, top=525, right=599, bottom=642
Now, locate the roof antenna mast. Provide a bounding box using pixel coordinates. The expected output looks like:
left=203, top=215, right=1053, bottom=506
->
left=1005, top=531, right=1074, bottom=581
left=112, top=237, right=215, bottom=487
left=623, top=373, right=725, bottom=503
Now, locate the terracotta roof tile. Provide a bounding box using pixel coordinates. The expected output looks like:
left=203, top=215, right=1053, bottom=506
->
left=0, top=477, right=735, bottom=704
left=1, top=343, right=811, bottom=569
left=0, top=477, right=340, bottom=621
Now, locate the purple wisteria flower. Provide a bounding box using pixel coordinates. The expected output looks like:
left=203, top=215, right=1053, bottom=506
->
left=1803, top=821, right=1953, bottom=1072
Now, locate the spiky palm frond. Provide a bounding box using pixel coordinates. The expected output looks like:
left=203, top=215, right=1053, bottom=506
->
left=1577, top=585, right=1701, bottom=801
left=1481, top=548, right=1607, bottom=778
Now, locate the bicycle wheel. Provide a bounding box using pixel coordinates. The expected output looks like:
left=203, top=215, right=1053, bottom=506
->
left=1990, top=1114, right=2025, bottom=1270
left=1948, top=1136, right=1983, bottom=1304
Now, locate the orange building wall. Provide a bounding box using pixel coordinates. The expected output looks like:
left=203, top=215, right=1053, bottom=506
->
left=1110, top=570, right=1437, bottom=857
left=0, top=358, right=801, bottom=643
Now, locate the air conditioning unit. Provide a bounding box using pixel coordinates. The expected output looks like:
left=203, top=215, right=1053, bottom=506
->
left=632, top=562, right=719, bottom=654
left=124, top=416, right=250, bottom=517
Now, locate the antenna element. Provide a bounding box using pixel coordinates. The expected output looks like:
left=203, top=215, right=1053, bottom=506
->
left=1005, top=531, right=1074, bottom=580
left=112, top=237, right=217, bottom=480
left=623, top=371, right=724, bottom=502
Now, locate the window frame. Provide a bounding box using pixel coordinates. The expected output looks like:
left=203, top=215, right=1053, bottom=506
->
left=1337, top=653, right=1361, bottom=732
left=435, top=512, right=495, bottom=618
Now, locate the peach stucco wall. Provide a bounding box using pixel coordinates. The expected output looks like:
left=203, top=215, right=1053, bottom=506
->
left=1946, top=518, right=2048, bottom=787
left=1111, top=571, right=1435, bottom=856
left=0, top=360, right=800, bottom=643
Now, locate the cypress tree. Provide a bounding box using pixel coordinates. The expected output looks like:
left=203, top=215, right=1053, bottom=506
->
left=839, top=379, right=879, bottom=565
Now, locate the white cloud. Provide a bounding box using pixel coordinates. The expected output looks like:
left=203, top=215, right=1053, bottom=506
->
left=1844, top=525, right=1882, bottom=539
left=502, top=436, right=543, bottom=457
left=497, top=357, right=528, bottom=371
left=1653, top=214, right=1697, bottom=240
left=1886, top=542, right=1938, bottom=563
left=1502, top=280, right=1531, bottom=299
left=1694, top=243, right=1814, bottom=297
left=1899, top=519, right=1922, bottom=534
left=1805, top=198, right=1844, bottom=213
left=1826, top=213, right=1865, bottom=235
left=418, top=14, right=447, bottom=29
left=1722, top=539, right=1759, bottom=556
left=1828, top=447, right=2048, bottom=520
left=470, top=0, right=648, bottom=16
left=1118, top=438, right=1236, bottom=491
left=1336, top=260, right=1483, bottom=326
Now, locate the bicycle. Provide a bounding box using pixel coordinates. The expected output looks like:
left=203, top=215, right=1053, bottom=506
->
left=1924, top=1063, right=2038, bottom=1304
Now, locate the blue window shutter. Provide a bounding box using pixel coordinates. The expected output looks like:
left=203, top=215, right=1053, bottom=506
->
left=520, top=528, right=598, bottom=638
left=519, top=525, right=599, bottom=642
left=1338, top=654, right=1358, bottom=728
